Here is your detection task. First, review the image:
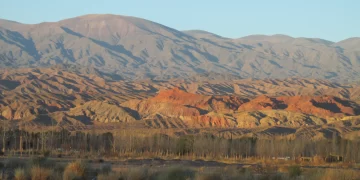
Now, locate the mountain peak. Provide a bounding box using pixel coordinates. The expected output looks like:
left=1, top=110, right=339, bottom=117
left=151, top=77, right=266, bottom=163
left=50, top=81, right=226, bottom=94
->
left=183, top=30, right=228, bottom=39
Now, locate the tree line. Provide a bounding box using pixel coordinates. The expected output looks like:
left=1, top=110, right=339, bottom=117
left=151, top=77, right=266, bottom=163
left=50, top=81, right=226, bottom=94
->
left=0, top=126, right=359, bottom=162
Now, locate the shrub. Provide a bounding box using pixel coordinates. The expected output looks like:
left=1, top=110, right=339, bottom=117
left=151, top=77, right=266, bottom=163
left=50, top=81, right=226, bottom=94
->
left=14, top=168, right=27, bottom=180
left=63, top=160, right=88, bottom=180
left=288, top=165, right=302, bottom=178
left=30, top=166, right=53, bottom=180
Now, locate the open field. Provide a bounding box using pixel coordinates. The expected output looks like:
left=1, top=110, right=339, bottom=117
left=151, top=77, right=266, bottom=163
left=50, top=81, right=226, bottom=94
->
left=0, top=156, right=359, bottom=180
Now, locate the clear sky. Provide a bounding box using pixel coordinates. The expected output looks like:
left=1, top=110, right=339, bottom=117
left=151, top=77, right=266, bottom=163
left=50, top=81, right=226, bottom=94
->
left=0, top=0, right=358, bottom=42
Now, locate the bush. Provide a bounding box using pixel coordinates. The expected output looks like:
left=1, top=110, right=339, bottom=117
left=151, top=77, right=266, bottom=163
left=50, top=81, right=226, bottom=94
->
left=63, top=160, right=88, bottom=180
left=30, top=166, right=53, bottom=180
left=288, top=165, right=302, bottom=178
left=14, top=168, right=27, bottom=180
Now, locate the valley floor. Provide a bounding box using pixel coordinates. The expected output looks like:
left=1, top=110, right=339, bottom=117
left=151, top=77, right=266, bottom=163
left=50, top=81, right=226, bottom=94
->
left=0, top=156, right=359, bottom=180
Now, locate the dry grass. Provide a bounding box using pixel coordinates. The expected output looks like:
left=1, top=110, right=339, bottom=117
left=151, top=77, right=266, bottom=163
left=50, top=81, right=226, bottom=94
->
left=30, top=166, right=53, bottom=180
left=303, top=168, right=360, bottom=180
left=313, top=155, right=326, bottom=165
left=321, top=169, right=360, bottom=180
left=3, top=156, right=360, bottom=180
left=277, top=165, right=288, bottom=173
left=14, top=168, right=26, bottom=180
left=63, top=160, right=88, bottom=180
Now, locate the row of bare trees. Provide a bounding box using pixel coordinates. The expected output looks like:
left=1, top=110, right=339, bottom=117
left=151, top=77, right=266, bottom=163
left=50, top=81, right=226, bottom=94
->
left=0, top=127, right=359, bottom=162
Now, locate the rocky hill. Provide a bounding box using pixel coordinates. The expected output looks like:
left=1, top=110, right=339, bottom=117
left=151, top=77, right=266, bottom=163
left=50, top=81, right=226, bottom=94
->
left=0, top=67, right=360, bottom=139
left=1, top=67, right=360, bottom=124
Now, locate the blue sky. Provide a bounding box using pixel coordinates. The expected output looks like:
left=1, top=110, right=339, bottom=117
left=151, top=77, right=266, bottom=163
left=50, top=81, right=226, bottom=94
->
left=0, top=0, right=358, bottom=42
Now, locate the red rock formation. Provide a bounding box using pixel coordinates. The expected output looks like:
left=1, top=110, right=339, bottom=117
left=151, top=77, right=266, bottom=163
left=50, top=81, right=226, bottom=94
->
left=238, top=95, right=359, bottom=117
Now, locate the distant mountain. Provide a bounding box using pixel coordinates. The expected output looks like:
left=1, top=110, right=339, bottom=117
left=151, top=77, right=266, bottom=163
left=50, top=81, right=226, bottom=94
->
left=0, top=14, right=360, bottom=81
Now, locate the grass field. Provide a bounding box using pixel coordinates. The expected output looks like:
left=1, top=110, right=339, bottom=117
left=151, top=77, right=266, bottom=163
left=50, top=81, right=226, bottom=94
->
left=0, top=155, right=359, bottom=180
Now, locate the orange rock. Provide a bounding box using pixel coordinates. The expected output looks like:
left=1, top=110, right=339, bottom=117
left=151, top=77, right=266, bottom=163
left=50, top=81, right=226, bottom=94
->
left=238, top=95, right=359, bottom=117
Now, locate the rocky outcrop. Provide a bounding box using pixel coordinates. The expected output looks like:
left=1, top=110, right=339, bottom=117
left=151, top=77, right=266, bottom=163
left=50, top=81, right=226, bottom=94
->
left=238, top=95, right=360, bottom=117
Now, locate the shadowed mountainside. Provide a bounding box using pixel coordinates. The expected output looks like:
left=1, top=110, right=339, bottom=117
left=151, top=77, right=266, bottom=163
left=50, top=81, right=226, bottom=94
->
left=0, top=14, right=360, bottom=81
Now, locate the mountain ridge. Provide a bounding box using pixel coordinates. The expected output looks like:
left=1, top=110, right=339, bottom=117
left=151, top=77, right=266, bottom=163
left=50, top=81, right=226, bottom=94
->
left=1, top=14, right=357, bottom=42
left=1, top=14, right=360, bottom=81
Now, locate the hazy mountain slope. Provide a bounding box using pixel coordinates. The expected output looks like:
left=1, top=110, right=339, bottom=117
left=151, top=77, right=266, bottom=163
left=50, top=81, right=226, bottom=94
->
left=0, top=14, right=360, bottom=80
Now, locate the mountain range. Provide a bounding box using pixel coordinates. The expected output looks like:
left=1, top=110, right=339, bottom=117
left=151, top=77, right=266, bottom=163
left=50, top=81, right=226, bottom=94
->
left=1, top=14, right=360, bottom=81
left=2, top=14, right=360, bottom=139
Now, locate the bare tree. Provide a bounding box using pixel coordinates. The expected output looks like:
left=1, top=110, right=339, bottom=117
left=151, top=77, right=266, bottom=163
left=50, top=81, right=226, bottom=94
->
left=1, top=120, right=11, bottom=153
